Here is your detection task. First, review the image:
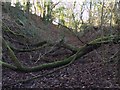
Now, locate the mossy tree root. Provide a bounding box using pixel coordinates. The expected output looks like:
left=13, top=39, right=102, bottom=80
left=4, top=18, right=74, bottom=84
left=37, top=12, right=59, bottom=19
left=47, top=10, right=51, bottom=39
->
left=28, top=41, right=47, bottom=47
left=2, top=38, right=23, bottom=69
left=1, top=35, right=120, bottom=72
left=9, top=38, right=77, bottom=53
left=10, top=41, right=78, bottom=53
left=10, top=44, right=48, bottom=52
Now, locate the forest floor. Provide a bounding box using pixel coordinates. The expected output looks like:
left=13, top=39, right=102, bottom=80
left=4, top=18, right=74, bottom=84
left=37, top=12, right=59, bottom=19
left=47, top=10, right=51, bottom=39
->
left=2, top=4, right=120, bottom=88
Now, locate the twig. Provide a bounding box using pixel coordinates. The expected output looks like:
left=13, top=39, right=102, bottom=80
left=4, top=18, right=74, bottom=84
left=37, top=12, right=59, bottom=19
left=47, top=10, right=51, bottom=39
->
left=34, top=38, right=64, bottom=63
left=105, top=50, right=120, bottom=63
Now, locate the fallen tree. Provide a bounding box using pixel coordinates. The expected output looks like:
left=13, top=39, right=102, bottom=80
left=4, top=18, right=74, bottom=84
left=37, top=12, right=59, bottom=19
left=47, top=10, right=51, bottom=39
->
left=1, top=35, right=120, bottom=72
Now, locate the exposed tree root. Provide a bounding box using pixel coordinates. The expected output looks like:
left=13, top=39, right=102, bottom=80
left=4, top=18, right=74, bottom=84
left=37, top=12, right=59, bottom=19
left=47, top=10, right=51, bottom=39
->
left=9, top=37, right=77, bottom=53
left=2, top=38, right=23, bottom=69
left=10, top=44, right=48, bottom=52
left=28, top=41, right=47, bottom=47
left=6, top=37, right=29, bottom=46
left=1, top=35, right=120, bottom=72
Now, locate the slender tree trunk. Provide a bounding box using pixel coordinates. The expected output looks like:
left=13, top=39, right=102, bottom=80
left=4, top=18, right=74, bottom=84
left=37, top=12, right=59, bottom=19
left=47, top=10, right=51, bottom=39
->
left=110, top=9, right=113, bottom=27
left=100, top=0, right=104, bottom=29
left=80, top=3, right=84, bottom=24
left=89, top=0, right=92, bottom=24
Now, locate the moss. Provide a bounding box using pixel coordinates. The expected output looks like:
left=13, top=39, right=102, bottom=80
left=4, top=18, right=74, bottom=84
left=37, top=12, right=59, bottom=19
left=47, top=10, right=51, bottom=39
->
left=1, top=35, right=120, bottom=72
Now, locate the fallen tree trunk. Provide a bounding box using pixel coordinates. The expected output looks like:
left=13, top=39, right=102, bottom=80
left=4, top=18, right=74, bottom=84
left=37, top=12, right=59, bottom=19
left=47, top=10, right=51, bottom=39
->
left=1, top=35, right=120, bottom=72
